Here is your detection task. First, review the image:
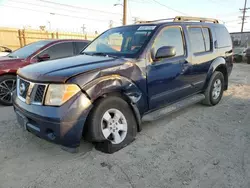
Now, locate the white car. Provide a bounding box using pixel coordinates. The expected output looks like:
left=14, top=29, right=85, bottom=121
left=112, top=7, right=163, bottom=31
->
left=233, top=47, right=247, bottom=62
left=0, top=46, right=12, bottom=57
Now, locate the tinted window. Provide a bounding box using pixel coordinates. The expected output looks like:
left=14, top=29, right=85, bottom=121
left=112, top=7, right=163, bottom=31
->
left=214, top=26, right=232, bottom=48
left=189, top=27, right=205, bottom=53
left=8, top=40, right=52, bottom=58
left=154, top=27, right=184, bottom=57
left=75, top=42, right=88, bottom=54
left=203, top=28, right=212, bottom=51
left=39, top=42, right=74, bottom=60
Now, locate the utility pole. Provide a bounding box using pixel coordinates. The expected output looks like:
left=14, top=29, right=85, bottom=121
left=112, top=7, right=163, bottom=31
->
left=240, top=0, right=250, bottom=32
left=81, top=24, right=86, bottom=34
left=133, top=17, right=139, bottom=24
left=109, top=20, right=113, bottom=28
left=123, top=0, right=127, bottom=25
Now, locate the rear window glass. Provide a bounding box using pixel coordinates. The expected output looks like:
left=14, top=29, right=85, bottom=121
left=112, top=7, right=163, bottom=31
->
left=214, top=26, right=232, bottom=48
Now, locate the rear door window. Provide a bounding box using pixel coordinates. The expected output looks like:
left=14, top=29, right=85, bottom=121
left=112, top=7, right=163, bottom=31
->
left=188, top=27, right=206, bottom=53
left=38, top=42, right=74, bottom=60
left=203, top=28, right=212, bottom=51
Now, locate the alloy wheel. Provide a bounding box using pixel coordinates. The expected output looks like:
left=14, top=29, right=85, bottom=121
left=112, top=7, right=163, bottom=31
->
left=101, top=108, right=128, bottom=144
left=0, top=79, right=16, bottom=104
left=212, top=79, right=222, bottom=100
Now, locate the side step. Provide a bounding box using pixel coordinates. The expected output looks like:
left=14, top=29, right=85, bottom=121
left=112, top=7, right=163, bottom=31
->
left=142, top=94, right=205, bottom=122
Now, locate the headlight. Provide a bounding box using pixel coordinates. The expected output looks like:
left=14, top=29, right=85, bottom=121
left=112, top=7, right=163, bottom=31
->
left=45, top=84, right=81, bottom=106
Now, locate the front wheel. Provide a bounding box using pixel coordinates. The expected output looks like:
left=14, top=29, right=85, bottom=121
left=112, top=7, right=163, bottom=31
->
left=85, top=96, right=137, bottom=153
left=0, top=75, right=16, bottom=106
left=202, top=71, right=224, bottom=106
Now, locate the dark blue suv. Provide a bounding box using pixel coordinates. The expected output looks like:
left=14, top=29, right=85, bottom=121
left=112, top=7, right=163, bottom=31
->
left=13, top=16, right=233, bottom=153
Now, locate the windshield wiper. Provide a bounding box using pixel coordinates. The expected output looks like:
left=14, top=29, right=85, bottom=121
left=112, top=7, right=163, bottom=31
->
left=8, top=55, right=18, bottom=58
left=82, top=52, right=119, bottom=59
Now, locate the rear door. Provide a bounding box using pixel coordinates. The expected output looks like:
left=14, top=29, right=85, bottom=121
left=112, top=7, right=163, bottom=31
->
left=147, top=26, right=194, bottom=110
left=187, top=26, right=214, bottom=91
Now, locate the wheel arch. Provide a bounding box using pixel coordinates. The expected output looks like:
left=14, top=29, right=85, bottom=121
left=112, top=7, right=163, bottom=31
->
left=215, top=64, right=228, bottom=90
left=205, top=57, right=228, bottom=91
left=82, top=75, right=146, bottom=132
left=0, top=72, right=17, bottom=77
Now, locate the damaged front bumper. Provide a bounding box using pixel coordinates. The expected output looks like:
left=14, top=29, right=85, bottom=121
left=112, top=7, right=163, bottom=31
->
left=13, top=91, right=93, bottom=149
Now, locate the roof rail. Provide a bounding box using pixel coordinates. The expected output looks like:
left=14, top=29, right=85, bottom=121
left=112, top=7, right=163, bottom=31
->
left=135, top=16, right=219, bottom=24
left=136, top=18, right=174, bottom=24
left=174, top=16, right=219, bottom=23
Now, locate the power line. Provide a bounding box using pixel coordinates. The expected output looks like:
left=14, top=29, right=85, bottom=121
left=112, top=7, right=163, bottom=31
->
left=38, top=0, right=122, bottom=15
left=0, top=4, right=121, bottom=24
left=151, top=0, right=188, bottom=15
left=225, top=19, right=241, bottom=23
left=128, top=0, right=133, bottom=18
left=206, top=0, right=231, bottom=7
left=130, top=0, right=151, bottom=3
left=9, top=0, right=121, bottom=17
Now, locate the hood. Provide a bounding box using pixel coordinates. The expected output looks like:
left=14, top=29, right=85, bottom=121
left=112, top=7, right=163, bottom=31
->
left=18, top=55, right=126, bottom=83
left=0, top=56, right=24, bottom=65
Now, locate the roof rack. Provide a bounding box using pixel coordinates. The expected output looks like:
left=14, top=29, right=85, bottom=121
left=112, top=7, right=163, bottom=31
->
left=174, top=16, right=219, bottom=23
left=136, top=18, right=174, bottom=24
left=136, top=16, right=219, bottom=24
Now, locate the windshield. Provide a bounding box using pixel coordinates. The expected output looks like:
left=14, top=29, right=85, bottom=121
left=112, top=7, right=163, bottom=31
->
left=8, top=40, right=52, bottom=58
left=83, top=25, right=157, bottom=58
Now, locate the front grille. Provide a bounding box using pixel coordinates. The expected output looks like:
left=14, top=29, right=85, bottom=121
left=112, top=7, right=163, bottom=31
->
left=34, top=85, right=46, bottom=103
left=17, top=77, right=47, bottom=105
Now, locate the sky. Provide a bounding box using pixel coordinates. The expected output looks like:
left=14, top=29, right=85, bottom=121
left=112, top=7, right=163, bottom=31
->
left=0, top=0, right=248, bottom=33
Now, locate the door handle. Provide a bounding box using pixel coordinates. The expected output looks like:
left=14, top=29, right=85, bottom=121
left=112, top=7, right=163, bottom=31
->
left=181, top=62, right=189, bottom=73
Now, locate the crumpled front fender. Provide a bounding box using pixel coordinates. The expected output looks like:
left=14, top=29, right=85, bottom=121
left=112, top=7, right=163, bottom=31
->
left=82, top=75, right=145, bottom=130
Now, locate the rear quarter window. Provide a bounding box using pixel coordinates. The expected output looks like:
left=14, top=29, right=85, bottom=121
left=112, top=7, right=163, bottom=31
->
left=214, top=26, right=232, bottom=48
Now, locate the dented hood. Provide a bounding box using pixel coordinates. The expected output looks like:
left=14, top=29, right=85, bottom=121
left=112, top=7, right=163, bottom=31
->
left=17, top=55, right=126, bottom=83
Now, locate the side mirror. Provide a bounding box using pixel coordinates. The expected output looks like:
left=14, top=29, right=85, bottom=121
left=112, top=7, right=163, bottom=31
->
left=5, top=49, right=12, bottom=53
left=37, top=54, right=50, bottom=62
left=155, top=46, right=176, bottom=60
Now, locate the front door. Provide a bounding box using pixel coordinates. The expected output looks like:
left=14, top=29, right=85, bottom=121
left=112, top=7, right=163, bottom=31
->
left=147, top=26, right=195, bottom=110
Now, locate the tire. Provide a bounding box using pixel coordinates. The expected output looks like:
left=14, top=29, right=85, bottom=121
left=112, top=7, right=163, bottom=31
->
left=0, top=75, right=16, bottom=106
left=202, top=71, right=224, bottom=106
left=247, top=57, right=250, bottom=64
left=85, top=96, right=137, bottom=153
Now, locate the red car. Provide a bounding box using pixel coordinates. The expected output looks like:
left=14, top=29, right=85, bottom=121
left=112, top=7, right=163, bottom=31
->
left=0, top=39, right=89, bottom=105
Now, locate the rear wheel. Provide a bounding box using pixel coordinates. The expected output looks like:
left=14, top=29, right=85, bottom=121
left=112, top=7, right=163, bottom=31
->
left=247, top=57, right=250, bottom=64
left=0, top=75, right=16, bottom=106
left=86, top=96, right=137, bottom=153
left=202, top=71, right=224, bottom=106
